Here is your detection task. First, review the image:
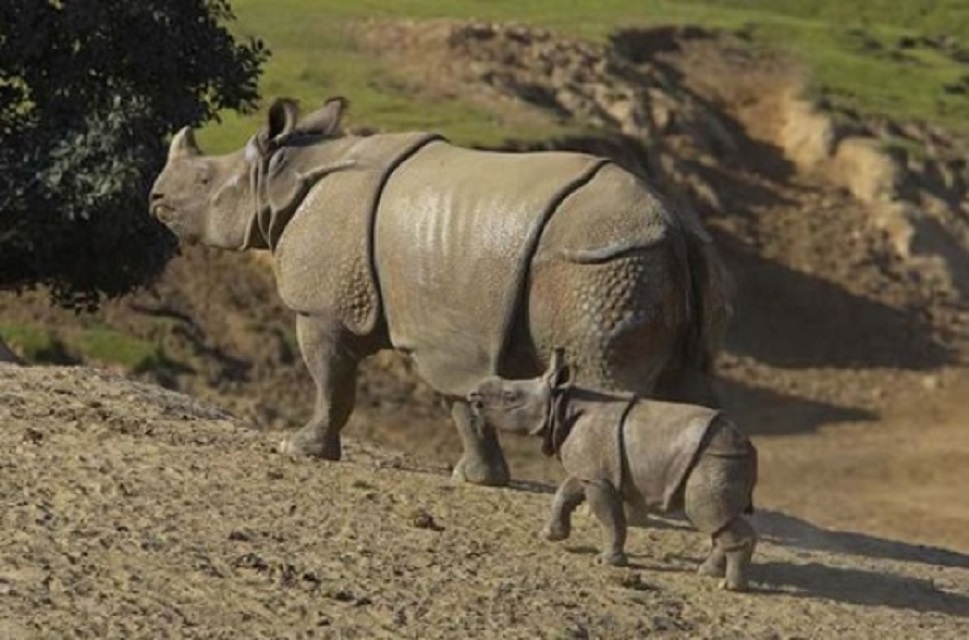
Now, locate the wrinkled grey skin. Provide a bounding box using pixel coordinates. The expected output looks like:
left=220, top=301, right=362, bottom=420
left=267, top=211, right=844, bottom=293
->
left=150, top=97, right=731, bottom=487
left=468, top=352, right=758, bottom=591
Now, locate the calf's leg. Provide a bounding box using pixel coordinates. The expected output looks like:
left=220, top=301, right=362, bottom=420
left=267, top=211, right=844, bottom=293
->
left=711, top=516, right=757, bottom=591
left=544, top=476, right=585, bottom=541
left=584, top=481, right=628, bottom=566
left=697, top=538, right=727, bottom=578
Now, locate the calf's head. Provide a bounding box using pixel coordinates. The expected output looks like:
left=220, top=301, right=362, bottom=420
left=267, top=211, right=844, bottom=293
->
left=149, top=97, right=346, bottom=249
left=467, top=350, right=569, bottom=435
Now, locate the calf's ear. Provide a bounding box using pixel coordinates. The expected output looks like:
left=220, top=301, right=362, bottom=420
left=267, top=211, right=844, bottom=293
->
left=466, top=390, right=484, bottom=412
left=544, top=348, right=571, bottom=387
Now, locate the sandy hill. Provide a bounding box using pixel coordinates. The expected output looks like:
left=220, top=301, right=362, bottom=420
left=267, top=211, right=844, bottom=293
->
left=1, top=364, right=967, bottom=639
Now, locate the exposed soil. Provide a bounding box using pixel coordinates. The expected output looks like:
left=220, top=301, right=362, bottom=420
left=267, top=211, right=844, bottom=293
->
left=2, top=21, right=969, bottom=637
left=1, top=365, right=967, bottom=638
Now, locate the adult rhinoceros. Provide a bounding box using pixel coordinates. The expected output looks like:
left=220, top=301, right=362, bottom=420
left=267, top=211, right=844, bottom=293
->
left=149, top=97, right=731, bottom=486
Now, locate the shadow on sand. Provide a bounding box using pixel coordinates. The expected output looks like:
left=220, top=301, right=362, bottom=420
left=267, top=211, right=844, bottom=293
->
left=715, top=377, right=878, bottom=436
left=754, top=510, right=969, bottom=569
left=751, top=510, right=969, bottom=615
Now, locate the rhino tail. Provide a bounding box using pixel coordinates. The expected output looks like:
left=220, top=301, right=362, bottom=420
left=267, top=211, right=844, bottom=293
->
left=744, top=446, right=758, bottom=514
left=675, top=211, right=733, bottom=375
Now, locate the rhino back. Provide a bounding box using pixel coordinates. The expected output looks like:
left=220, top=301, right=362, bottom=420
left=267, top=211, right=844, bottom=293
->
left=534, top=163, right=672, bottom=263
left=374, top=141, right=606, bottom=396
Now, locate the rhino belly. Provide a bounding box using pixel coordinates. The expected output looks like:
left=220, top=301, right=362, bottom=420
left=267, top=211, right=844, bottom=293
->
left=373, top=141, right=605, bottom=396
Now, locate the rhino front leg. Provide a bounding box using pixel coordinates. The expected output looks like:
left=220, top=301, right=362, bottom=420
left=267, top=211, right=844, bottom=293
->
left=450, top=401, right=510, bottom=487
left=544, top=476, right=585, bottom=541
left=584, top=481, right=628, bottom=567
left=279, top=315, right=358, bottom=460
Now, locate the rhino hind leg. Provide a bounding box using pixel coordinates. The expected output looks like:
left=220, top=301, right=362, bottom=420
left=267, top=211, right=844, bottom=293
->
left=279, top=315, right=358, bottom=460
left=711, top=516, right=757, bottom=592
left=528, top=252, right=680, bottom=394
left=584, top=480, right=628, bottom=567
left=696, top=537, right=727, bottom=578
left=450, top=401, right=510, bottom=487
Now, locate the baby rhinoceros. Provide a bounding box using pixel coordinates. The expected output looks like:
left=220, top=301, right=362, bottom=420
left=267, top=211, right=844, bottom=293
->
left=467, top=352, right=758, bottom=591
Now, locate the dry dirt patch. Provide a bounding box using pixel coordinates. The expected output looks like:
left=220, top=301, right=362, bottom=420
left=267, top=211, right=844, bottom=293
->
left=1, top=365, right=968, bottom=638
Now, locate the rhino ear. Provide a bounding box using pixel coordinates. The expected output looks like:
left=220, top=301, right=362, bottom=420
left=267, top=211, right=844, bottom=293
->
left=297, top=97, right=348, bottom=136
left=544, top=348, right=570, bottom=387
left=266, top=98, right=300, bottom=144
left=168, top=126, right=201, bottom=160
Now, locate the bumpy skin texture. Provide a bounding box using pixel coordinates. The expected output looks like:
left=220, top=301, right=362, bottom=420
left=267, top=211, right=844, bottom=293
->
left=149, top=97, right=731, bottom=488
left=469, top=359, right=758, bottom=591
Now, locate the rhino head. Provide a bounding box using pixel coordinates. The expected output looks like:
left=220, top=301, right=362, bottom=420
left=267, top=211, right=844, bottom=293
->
left=467, top=350, right=570, bottom=436
left=149, top=97, right=348, bottom=250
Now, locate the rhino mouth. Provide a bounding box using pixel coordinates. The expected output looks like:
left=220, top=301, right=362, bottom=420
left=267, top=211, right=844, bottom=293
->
left=150, top=204, right=199, bottom=244
left=151, top=203, right=175, bottom=223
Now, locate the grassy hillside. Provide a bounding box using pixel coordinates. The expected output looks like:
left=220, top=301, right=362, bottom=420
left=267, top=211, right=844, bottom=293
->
left=198, top=0, right=969, bottom=152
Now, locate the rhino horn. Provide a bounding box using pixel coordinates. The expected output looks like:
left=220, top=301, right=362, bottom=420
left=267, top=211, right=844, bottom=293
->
left=168, top=126, right=201, bottom=160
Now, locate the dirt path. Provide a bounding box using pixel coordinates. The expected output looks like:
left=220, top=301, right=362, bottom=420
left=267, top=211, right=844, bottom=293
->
left=2, top=365, right=967, bottom=639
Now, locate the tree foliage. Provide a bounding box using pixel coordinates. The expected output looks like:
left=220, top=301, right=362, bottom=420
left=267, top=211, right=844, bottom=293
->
left=0, top=0, right=267, bottom=310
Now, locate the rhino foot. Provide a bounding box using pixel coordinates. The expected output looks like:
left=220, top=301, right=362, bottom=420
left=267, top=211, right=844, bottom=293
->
left=718, top=577, right=748, bottom=592
left=697, top=550, right=726, bottom=578
left=596, top=551, right=628, bottom=567
left=278, top=429, right=341, bottom=460
left=543, top=522, right=570, bottom=542
left=451, top=454, right=510, bottom=487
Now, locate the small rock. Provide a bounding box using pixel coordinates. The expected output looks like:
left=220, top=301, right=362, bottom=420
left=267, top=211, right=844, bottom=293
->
left=615, top=571, right=660, bottom=592
left=266, top=469, right=284, bottom=481
left=0, top=578, right=11, bottom=595
left=228, top=529, right=256, bottom=542
left=328, top=589, right=356, bottom=602
left=921, top=375, right=941, bottom=391
left=21, top=428, right=43, bottom=444
left=409, top=507, right=444, bottom=532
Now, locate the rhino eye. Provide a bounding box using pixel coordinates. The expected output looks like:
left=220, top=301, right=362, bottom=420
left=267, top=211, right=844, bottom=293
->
left=502, top=390, right=518, bottom=404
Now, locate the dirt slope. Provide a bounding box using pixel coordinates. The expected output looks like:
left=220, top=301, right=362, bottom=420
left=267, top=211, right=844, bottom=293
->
left=1, top=365, right=967, bottom=639
left=2, top=20, right=969, bottom=570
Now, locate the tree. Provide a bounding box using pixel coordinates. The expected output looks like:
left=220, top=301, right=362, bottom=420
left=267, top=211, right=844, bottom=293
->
left=0, top=0, right=268, bottom=310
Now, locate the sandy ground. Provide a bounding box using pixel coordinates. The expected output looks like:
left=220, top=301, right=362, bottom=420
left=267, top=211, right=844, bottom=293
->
left=3, top=21, right=969, bottom=638
left=1, top=364, right=967, bottom=639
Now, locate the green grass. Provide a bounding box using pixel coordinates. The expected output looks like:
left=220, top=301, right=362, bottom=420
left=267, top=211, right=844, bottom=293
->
left=0, top=324, right=62, bottom=363
left=198, top=0, right=969, bottom=152
left=75, top=327, right=169, bottom=372
left=1, top=323, right=169, bottom=370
